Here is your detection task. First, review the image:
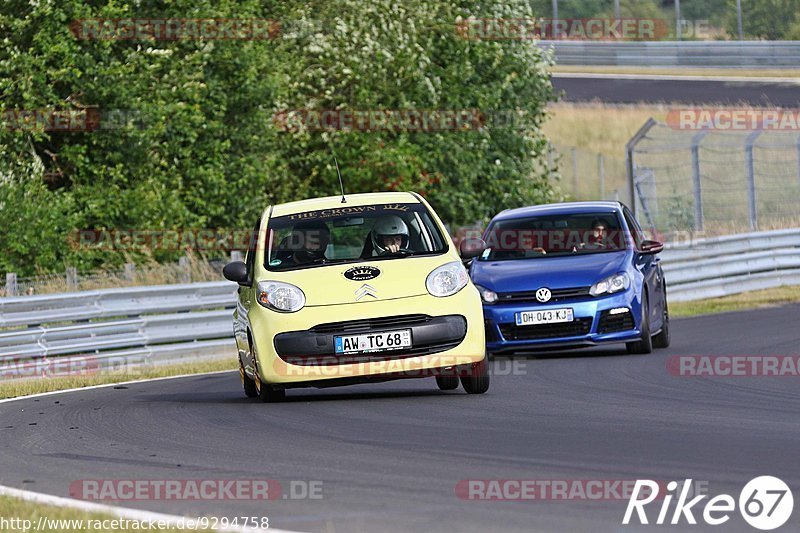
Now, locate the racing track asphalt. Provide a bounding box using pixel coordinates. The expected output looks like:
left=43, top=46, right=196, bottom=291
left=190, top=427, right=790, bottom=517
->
left=553, top=74, right=800, bottom=106
left=1, top=304, right=799, bottom=533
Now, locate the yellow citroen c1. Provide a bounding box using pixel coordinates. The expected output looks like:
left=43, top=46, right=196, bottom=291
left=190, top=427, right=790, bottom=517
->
left=223, top=191, right=489, bottom=402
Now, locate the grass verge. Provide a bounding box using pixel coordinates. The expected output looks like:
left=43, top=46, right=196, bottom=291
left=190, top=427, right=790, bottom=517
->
left=0, top=357, right=237, bottom=400
left=0, top=495, right=215, bottom=532
left=670, top=285, right=800, bottom=318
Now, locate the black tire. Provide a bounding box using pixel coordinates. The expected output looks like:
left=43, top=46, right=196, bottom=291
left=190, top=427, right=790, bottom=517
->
left=435, top=375, right=460, bottom=390
left=251, top=343, right=286, bottom=403
left=652, top=289, right=671, bottom=349
left=626, top=292, right=653, bottom=355
left=460, top=358, right=490, bottom=394
left=240, top=356, right=258, bottom=398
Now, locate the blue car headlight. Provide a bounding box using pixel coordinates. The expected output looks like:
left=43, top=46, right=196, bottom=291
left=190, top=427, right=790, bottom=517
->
left=590, top=272, right=631, bottom=297
left=474, top=284, right=498, bottom=304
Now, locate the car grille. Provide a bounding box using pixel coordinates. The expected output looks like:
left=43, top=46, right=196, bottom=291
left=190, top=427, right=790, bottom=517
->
left=597, top=310, right=635, bottom=334
left=496, top=286, right=591, bottom=304
left=498, top=317, right=593, bottom=341
left=484, top=320, right=498, bottom=342
left=310, top=314, right=431, bottom=334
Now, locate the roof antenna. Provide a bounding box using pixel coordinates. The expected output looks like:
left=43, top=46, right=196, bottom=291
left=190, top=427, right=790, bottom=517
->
left=334, top=155, right=346, bottom=203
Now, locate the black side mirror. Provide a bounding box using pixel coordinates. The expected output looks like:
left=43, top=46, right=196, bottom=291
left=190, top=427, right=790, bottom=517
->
left=459, top=238, right=486, bottom=261
left=222, top=261, right=249, bottom=285
left=640, top=240, right=664, bottom=255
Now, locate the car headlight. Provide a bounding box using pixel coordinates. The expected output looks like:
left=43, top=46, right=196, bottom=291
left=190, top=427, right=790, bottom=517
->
left=256, top=281, right=306, bottom=312
left=474, top=284, right=498, bottom=304
left=426, top=261, right=469, bottom=297
left=590, top=272, right=631, bottom=297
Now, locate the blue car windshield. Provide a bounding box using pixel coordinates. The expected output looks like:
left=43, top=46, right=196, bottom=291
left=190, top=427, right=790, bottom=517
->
left=479, top=212, right=627, bottom=261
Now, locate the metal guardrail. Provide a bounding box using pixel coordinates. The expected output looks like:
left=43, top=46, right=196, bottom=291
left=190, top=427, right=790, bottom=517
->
left=538, top=40, right=800, bottom=68
left=0, top=282, right=237, bottom=378
left=0, top=229, right=797, bottom=376
left=662, top=229, right=800, bottom=302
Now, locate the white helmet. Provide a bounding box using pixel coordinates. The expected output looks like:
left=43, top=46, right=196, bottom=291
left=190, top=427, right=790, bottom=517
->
left=371, top=215, right=409, bottom=254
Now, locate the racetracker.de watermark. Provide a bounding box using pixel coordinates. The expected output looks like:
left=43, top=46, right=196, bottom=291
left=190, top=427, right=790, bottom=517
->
left=2, top=109, right=143, bottom=132
left=69, top=479, right=323, bottom=501
left=455, top=479, right=708, bottom=501
left=0, top=355, right=147, bottom=381
left=455, top=18, right=709, bottom=40
left=70, top=18, right=280, bottom=40
left=667, top=108, right=800, bottom=131
left=668, top=355, right=800, bottom=377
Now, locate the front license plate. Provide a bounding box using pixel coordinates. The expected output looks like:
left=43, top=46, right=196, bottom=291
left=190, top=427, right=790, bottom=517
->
left=515, top=308, right=574, bottom=326
left=334, top=329, right=412, bottom=354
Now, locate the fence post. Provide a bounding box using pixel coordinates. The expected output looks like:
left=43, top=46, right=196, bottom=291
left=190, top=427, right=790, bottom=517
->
left=231, top=250, right=244, bottom=263
left=745, top=130, right=762, bottom=231
left=626, top=118, right=657, bottom=215
left=5, top=273, right=17, bottom=297
left=124, top=263, right=136, bottom=281
left=691, top=130, right=709, bottom=232
left=178, top=256, right=191, bottom=284
left=66, top=267, right=78, bottom=291
left=598, top=153, right=605, bottom=200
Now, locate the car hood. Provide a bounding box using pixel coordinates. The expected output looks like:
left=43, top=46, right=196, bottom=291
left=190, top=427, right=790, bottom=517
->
left=470, top=251, right=629, bottom=293
left=257, top=254, right=455, bottom=306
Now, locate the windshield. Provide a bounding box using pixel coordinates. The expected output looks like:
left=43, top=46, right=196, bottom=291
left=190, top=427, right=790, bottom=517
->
left=479, top=212, right=627, bottom=261
left=265, top=203, right=448, bottom=271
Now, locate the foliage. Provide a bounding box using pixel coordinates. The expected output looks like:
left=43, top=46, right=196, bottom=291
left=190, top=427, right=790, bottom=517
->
left=0, top=0, right=556, bottom=275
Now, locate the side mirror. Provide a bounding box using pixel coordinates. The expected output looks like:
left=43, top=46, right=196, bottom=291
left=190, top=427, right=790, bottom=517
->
left=222, top=261, right=249, bottom=285
left=459, top=238, right=487, bottom=261
left=640, top=240, right=664, bottom=255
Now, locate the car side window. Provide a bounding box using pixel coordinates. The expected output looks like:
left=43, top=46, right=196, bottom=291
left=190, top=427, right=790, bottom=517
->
left=622, top=208, right=644, bottom=250
left=244, top=218, right=260, bottom=284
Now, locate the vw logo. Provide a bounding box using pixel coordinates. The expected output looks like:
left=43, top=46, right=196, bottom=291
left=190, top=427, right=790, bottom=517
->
left=355, top=283, right=378, bottom=301
left=536, top=287, right=552, bottom=303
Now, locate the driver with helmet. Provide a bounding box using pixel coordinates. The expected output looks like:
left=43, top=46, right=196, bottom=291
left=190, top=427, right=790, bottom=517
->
left=368, top=215, right=410, bottom=256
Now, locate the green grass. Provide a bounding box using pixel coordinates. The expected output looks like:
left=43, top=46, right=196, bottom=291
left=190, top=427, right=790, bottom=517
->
left=0, top=358, right=237, bottom=400
left=671, top=285, right=800, bottom=318
left=0, top=495, right=213, bottom=532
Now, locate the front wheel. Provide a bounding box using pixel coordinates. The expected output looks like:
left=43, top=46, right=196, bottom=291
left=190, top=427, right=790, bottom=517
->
left=460, top=358, right=490, bottom=394
left=240, top=356, right=258, bottom=398
left=626, top=293, right=653, bottom=355
left=652, top=292, right=671, bottom=349
left=252, top=343, right=286, bottom=403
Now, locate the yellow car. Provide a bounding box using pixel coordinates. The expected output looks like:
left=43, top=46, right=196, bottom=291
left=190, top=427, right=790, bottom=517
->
left=223, top=191, right=489, bottom=402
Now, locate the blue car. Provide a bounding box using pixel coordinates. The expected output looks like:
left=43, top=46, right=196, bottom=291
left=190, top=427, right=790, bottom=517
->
left=470, top=201, right=669, bottom=355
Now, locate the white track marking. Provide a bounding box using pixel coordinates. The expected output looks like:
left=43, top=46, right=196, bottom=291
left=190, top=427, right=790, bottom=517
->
left=0, top=369, right=237, bottom=404
left=0, top=485, right=303, bottom=532
left=0, top=370, right=304, bottom=532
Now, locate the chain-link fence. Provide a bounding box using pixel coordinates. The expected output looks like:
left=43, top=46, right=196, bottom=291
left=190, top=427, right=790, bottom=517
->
left=627, top=121, right=800, bottom=237
left=547, top=143, right=629, bottom=203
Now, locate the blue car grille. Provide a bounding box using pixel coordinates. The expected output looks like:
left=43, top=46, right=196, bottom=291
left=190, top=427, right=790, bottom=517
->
left=498, top=317, right=593, bottom=341
left=496, top=286, right=591, bottom=304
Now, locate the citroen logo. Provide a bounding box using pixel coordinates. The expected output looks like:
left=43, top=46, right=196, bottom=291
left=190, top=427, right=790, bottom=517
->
left=355, top=283, right=378, bottom=301
left=536, top=287, right=552, bottom=303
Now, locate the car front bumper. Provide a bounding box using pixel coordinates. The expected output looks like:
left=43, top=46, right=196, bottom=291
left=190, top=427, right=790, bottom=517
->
left=249, top=289, right=486, bottom=384
left=483, top=290, right=643, bottom=353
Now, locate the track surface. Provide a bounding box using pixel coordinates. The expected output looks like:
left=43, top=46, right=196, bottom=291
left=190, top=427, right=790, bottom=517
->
left=553, top=75, right=800, bottom=105
left=2, top=305, right=800, bottom=532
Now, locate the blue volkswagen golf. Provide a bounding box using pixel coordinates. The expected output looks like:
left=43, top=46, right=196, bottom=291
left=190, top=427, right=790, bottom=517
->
left=470, top=201, right=669, bottom=355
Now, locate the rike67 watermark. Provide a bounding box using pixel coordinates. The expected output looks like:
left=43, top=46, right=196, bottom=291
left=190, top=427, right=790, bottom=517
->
left=623, top=476, right=793, bottom=530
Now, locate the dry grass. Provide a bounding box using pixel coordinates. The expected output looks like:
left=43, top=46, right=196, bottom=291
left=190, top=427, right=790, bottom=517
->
left=552, top=65, right=800, bottom=78
left=0, top=495, right=213, bottom=531
left=0, top=358, right=237, bottom=400
left=671, top=285, right=800, bottom=317
left=544, top=102, right=668, bottom=159
left=2, top=253, right=224, bottom=297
